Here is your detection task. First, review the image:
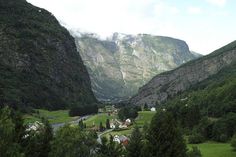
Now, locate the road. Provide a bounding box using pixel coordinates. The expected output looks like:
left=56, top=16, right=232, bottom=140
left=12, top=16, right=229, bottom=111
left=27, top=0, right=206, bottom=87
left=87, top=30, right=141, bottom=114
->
left=97, top=129, right=114, bottom=144
left=51, top=115, right=90, bottom=131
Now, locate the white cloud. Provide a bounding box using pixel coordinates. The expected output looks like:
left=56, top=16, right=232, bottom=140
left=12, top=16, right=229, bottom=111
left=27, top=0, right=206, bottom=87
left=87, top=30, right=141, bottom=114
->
left=206, top=0, right=227, bottom=7
left=187, top=7, right=203, bottom=14
left=26, top=0, right=236, bottom=55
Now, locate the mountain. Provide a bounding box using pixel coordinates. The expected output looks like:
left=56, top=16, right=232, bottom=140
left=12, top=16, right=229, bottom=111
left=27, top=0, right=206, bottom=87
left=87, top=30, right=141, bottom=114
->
left=0, top=0, right=96, bottom=109
left=130, top=40, right=236, bottom=106
left=71, top=31, right=201, bottom=102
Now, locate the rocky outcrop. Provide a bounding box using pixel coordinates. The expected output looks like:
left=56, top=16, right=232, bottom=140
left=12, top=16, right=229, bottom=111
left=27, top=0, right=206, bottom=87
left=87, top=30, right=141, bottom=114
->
left=130, top=41, right=236, bottom=106
left=72, top=32, right=200, bottom=102
left=0, top=0, right=96, bottom=109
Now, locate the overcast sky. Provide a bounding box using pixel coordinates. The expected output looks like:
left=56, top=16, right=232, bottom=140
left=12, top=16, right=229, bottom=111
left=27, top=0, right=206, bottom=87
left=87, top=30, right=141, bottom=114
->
left=27, top=0, right=236, bottom=55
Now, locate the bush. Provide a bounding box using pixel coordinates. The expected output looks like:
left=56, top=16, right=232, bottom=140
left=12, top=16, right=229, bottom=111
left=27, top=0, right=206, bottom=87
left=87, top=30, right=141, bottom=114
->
left=188, top=133, right=204, bottom=144
left=118, top=106, right=138, bottom=121
left=69, top=104, right=98, bottom=117
left=187, top=147, right=202, bottom=157
left=231, top=134, right=236, bottom=151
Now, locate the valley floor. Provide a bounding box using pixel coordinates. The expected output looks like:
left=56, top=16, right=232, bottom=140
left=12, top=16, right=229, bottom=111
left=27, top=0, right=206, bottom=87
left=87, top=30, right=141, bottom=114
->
left=23, top=110, right=236, bottom=157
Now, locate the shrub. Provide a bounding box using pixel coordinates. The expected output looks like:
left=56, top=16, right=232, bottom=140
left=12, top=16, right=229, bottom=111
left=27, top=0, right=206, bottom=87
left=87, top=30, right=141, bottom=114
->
left=231, top=134, right=236, bottom=151
left=187, top=147, right=202, bottom=157
left=188, top=133, right=204, bottom=144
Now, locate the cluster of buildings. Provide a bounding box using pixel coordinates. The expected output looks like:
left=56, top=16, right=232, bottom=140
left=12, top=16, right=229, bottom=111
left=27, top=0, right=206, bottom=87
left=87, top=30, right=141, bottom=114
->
left=109, top=118, right=132, bottom=129
left=113, top=135, right=129, bottom=145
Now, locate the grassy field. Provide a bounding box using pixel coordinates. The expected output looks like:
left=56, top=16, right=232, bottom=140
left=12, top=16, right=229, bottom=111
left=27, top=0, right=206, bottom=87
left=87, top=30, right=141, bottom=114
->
left=188, top=142, right=236, bottom=157
left=84, top=113, right=117, bottom=127
left=135, top=111, right=156, bottom=126
left=23, top=109, right=76, bottom=124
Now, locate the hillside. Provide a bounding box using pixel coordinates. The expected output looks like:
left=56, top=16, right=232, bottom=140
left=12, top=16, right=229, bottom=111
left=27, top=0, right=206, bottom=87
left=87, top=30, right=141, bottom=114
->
left=130, top=40, right=236, bottom=106
left=0, top=0, right=96, bottom=109
left=164, top=61, right=236, bottom=117
left=72, top=31, right=201, bottom=102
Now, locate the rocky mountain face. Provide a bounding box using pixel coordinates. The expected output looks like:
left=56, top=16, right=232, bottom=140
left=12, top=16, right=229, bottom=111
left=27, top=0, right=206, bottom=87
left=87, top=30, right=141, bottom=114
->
left=130, top=41, right=236, bottom=106
left=72, top=32, right=200, bottom=102
left=0, top=0, right=96, bottom=109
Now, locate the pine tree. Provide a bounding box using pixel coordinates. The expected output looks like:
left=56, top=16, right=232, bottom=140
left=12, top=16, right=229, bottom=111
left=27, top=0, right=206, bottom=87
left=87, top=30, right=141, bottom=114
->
left=143, top=103, right=148, bottom=111
left=99, top=122, right=104, bottom=132
left=0, top=107, right=25, bottom=157
left=79, top=120, right=84, bottom=129
left=146, top=110, right=187, bottom=157
left=126, top=126, right=143, bottom=157
left=106, top=119, right=110, bottom=129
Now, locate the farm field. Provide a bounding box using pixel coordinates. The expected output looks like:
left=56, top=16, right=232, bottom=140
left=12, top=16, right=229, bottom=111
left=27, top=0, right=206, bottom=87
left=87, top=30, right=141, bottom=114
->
left=135, top=111, right=156, bottom=126
left=188, top=142, right=236, bottom=157
left=23, top=109, right=76, bottom=124
left=84, top=113, right=117, bottom=127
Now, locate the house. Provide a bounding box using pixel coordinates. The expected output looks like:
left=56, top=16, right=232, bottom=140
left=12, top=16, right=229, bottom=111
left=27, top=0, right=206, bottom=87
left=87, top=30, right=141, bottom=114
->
left=125, top=118, right=131, bottom=123
left=125, top=118, right=132, bottom=126
left=113, top=135, right=129, bottom=145
left=150, top=107, right=156, bottom=112
left=110, top=123, right=116, bottom=129
left=113, top=135, right=121, bottom=143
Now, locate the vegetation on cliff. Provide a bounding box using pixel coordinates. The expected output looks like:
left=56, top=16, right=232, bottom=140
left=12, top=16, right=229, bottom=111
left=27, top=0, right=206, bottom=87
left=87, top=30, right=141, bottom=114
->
left=0, top=0, right=96, bottom=110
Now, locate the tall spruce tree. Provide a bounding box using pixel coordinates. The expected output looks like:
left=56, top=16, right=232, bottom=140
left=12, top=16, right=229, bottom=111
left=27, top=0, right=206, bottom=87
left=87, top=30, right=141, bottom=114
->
left=106, top=119, right=110, bottom=129
left=126, top=126, right=143, bottom=157
left=147, top=110, right=187, bottom=157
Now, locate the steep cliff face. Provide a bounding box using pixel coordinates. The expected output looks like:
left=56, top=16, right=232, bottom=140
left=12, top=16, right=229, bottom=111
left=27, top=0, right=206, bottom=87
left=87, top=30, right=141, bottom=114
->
left=0, top=0, right=96, bottom=109
left=130, top=41, right=236, bottom=106
left=72, top=32, right=200, bottom=102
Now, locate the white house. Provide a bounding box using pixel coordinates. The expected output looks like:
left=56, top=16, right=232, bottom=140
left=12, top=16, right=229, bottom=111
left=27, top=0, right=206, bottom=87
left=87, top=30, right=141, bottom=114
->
left=125, top=118, right=131, bottom=123
left=110, top=123, right=116, bottom=129
left=113, top=135, right=129, bottom=144
left=150, top=107, right=156, bottom=112
left=113, top=135, right=121, bottom=143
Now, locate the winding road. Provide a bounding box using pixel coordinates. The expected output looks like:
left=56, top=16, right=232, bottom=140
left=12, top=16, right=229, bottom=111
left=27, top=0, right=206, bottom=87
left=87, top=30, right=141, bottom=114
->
left=97, top=129, right=114, bottom=144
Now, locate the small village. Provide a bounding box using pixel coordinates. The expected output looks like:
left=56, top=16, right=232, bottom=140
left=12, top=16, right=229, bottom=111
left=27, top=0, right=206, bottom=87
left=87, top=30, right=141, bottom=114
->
left=25, top=105, right=157, bottom=146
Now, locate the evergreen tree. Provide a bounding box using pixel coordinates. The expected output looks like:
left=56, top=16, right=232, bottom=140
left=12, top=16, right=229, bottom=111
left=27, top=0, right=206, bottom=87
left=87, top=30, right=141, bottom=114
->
left=79, top=120, right=84, bottom=129
left=98, top=135, right=124, bottom=157
left=231, top=134, right=236, bottom=151
left=143, top=103, right=148, bottom=111
left=0, top=107, right=25, bottom=157
left=126, top=126, right=143, bottom=157
left=41, top=117, right=53, bottom=157
left=23, top=117, right=53, bottom=157
left=49, top=125, right=97, bottom=157
left=106, top=119, right=110, bottom=129
left=146, top=110, right=187, bottom=157
left=99, top=122, right=104, bottom=132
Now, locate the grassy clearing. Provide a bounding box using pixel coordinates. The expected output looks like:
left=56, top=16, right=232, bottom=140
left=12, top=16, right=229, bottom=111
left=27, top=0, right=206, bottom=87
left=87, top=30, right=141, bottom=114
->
left=188, top=142, right=236, bottom=157
left=84, top=113, right=117, bottom=127
left=135, top=111, right=156, bottom=126
left=23, top=109, right=76, bottom=124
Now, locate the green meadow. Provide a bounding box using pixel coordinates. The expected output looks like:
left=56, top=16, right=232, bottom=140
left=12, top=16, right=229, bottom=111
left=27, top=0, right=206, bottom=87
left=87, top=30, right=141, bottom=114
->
left=84, top=113, right=117, bottom=127
left=23, top=109, right=75, bottom=124
left=135, top=111, right=156, bottom=126
left=188, top=142, right=236, bottom=157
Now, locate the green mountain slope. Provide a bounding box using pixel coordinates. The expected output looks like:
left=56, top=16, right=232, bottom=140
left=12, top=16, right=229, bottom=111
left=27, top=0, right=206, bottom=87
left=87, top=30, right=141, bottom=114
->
left=72, top=32, right=201, bottom=102
left=165, top=61, right=236, bottom=117
left=0, top=0, right=96, bottom=109
left=130, top=40, right=236, bottom=106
